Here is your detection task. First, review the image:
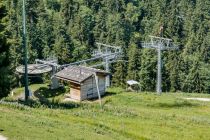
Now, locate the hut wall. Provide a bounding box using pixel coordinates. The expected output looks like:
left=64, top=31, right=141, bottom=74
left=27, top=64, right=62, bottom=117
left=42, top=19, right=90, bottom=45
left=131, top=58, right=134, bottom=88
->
left=80, top=76, right=106, bottom=100
left=70, top=83, right=81, bottom=100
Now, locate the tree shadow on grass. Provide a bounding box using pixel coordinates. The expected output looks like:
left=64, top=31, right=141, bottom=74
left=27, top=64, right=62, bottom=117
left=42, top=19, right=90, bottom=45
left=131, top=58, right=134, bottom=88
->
left=85, top=91, right=117, bottom=102
left=18, top=87, right=80, bottom=109
left=148, top=100, right=200, bottom=108
left=103, top=91, right=117, bottom=97
left=34, top=87, right=66, bottom=99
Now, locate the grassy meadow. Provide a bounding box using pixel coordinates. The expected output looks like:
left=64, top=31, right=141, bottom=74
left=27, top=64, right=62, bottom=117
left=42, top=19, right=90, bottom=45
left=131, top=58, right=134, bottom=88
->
left=0, top=86, right=210, bottom=140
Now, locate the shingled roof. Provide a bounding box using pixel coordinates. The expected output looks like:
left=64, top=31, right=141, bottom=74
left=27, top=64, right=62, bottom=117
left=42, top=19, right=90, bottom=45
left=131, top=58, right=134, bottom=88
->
left=54, top=65, right=109, bottom=84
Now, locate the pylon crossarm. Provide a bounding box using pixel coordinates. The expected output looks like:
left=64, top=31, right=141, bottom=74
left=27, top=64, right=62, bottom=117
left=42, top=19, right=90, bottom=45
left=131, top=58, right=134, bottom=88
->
left=149, top=35, right=172, bottom=41
left=35, top=59, right=60, bottom=67
left=142, top=43, right=156, bottom=49
left=96, top=42, right=121, bottom=50
left=162, top=42, right=178, bottom=50
left=162, top=46, right=178, bottom=50
left=142, top=35, right=178, bottom=94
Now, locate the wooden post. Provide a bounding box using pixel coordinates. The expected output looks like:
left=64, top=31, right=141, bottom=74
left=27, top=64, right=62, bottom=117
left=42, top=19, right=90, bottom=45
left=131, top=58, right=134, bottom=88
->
left=22, top=0, right=29, bottom=100
left=94, top=73, right=102, bottom=109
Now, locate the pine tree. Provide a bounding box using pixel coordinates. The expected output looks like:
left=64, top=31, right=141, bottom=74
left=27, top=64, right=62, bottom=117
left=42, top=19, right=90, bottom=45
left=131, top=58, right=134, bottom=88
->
left=126, top=43, right=141, bottom=81
left=2, top=0, right=210, bottom=93
left=112, top=47, right=128, bottom=87
left=6, top=0, right=22, bottom=87
left=139, top=49, right=157, bottom=91
left=53, top=13, right=73, bottom=64
left=0, top=1, right=11, bottom=98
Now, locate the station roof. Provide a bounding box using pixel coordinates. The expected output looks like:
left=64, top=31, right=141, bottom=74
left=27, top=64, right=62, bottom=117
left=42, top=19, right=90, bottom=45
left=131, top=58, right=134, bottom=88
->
left=16, top=64, right=52, bottom=75
left=54, top=65, right=109, bottom=84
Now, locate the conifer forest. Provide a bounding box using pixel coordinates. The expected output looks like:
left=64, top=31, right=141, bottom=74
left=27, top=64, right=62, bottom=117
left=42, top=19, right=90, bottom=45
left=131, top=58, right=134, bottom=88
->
left=0, top=0, right=210, bottom=97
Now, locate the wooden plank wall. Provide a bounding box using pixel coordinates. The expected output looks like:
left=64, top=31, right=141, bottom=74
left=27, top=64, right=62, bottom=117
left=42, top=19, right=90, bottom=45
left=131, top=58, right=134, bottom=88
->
left=80, top=76, right=106, bottom=100
left=70, top=83, right=81, bottom=100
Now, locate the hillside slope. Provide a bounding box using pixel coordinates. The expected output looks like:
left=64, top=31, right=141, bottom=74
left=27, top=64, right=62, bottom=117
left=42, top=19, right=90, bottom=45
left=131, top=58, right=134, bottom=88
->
left=1, top=88, right=210, bottom=140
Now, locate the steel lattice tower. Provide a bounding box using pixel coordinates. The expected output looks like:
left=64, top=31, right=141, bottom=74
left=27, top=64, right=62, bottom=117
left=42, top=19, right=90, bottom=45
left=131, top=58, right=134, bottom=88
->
left=36, top=43, right=122, bottom=88
left=142, top=35, right=178, bottom=94
left=94, top=43, right=122, bottom=87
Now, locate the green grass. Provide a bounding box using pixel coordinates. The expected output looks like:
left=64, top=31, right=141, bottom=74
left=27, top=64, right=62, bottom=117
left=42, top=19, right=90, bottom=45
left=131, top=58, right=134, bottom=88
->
left=1, top=86, right=210, bottom=140
left=11, top=84, right=49, bottom=97
left=8, top=84, right=68, bottom=103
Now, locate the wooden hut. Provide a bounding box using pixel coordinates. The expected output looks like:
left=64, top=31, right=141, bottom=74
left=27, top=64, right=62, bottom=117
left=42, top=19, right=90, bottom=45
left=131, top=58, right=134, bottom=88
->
left=55, top=66, right=109, bottom=101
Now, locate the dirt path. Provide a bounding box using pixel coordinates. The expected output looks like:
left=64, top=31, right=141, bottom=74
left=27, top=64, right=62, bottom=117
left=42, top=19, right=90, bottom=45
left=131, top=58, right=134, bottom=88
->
left=184, top=97, right=210, bottom=102
left=0, top=135, right=7, bottom=140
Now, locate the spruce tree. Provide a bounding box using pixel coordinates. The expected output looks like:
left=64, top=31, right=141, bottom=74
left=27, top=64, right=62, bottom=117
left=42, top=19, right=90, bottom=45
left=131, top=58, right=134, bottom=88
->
left=139, top=49, right=157, bottom=91
left=0, top=1, right=11, bottom=98
left=112, top=47, right=128, bottom=87
left=2, top=0, right=210, bottom=93
left=126, top=43, right=141, bottom=81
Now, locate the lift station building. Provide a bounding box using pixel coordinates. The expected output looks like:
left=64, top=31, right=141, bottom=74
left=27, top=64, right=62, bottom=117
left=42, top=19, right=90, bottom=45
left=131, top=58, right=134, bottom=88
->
left=55, top=66, right=109, bottom=101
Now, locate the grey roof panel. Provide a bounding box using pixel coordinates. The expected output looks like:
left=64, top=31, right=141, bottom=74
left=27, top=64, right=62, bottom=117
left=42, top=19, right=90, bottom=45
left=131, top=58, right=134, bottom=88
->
left=55, top=66, right=108, bottom=83
left=16, top=64, right=52, bottom=75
